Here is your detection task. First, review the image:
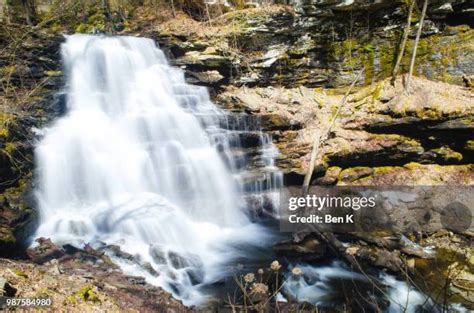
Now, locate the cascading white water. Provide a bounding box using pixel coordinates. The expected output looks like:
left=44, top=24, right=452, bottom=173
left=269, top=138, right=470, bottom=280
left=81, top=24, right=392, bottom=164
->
left=34, top=34, right=281, bottom=305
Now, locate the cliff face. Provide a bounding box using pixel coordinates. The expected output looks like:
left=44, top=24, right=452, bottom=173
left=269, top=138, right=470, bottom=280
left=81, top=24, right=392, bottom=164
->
left=141, top=3, right=473, bottom=184
left=0, top=25, right=64, bottom=256
left=293, top=0, right=473, bottom=20
left=151, top=2, right=473, bottom=88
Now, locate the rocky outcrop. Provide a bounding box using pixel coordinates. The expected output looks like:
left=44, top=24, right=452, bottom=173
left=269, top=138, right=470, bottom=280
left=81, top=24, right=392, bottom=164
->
left=147, top=4, right=473, bottom=89
left=0, top=25, right=63, bottom=256
left=0, top=239, right=191, bottom=312
left=293, top=0, right=474, bottom=21
left=0, top=185, right=38, bottom=258
left=217, top=76, right=473, bottom=186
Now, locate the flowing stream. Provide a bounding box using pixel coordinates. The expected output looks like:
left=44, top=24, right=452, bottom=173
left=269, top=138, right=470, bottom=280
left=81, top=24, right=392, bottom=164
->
left=34, top=34, right=282, bottom=305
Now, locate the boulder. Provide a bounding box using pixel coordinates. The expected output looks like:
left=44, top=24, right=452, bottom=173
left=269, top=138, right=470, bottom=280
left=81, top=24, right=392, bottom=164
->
left=188, top=70, right=224, bottom=85
left=274, top=233, right=327, bottom=259
left=26, top=238, right=65, bottom=264
left=356, top=247, right=404, bottom=273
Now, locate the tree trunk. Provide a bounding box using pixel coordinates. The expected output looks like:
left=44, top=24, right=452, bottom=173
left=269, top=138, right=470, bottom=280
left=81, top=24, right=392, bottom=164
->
left=204, top=1, right=212, bottom=27
left=405, top=0, right=429, bottom=92
left=21, top=0, right=37, bottom=25
left=101, top=0, right=115, bottom=33
left=391, top=0, right=416, bottom=86
left=170, top=0, right=176, bottom=18
left=302, top=69, right=363, bottom=196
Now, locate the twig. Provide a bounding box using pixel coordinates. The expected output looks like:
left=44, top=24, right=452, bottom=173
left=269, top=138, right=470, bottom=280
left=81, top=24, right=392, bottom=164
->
left=391, top=0, right=416, bottom=86
left=405, top=0, right=429, bottom=92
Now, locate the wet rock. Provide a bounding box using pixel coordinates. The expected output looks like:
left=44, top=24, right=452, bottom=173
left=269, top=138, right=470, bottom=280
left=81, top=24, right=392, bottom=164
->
left=185, top=268, right=204, bottom=286
left=261, top=113, right=299, bottom=131
left=357, top=247, right=404, bottom=273
left=126, top=276, right=147, bottom=285
left=149, top=246, right=167, bottom=265
left=27, top=237, right=65, bottom=264
left=168, top=251, right=202, bottom=270
left=244, top=194, right=275, bottom=219
left=451, top=268, right=474, bottom=304
left=400, top=246, right=435, bottom=259
left=104, top=244, right=136, bottom=261
left=274, top=233, right=326, bottom=259
left=0, top=188, right=38, bottom=258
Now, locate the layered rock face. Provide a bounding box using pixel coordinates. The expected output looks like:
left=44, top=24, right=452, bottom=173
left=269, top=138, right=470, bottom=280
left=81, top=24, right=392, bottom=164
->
left=146, top=2, right=473, bottom=186
left=154, top=1, right=473, bottom=88
left=292, top=0, right=473, bottom=20
left=218, top=77, right=473, bottom=185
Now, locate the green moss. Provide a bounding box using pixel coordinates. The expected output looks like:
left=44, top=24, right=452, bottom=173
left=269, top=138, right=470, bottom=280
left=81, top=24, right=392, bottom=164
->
left=75, top=23, right=94, bottom=33
left=45, top=70, right=62, bottom=77
left=362, top=43, right=375, bottom=53
left=404, top=162, right=422, bottom=169
left=440, top=56, right=451, bottom=66
left=0, top=229, right=16, bottom=244
left=412, top=104, right=444, bottom=120
left=431, top=146, right=463, bottom=162
left=339, top=167, right=373, bottom=182
left=331, top=38, right=359, bottom=69
left=1, top=65, right=17, bottom=77
left=373, top=166, right=398, bottom=175
left=13, top=269, right=28, bottom=278
left=0, top=112, right=16, bottom=139
left=4, top=142, right=16, bottom=155
left=357, top=42, right=377, bottom=85
left=371, top=133, right=419, bottom=147
left=47, top=23, right=62, bottom=34
left=75, top=285, right=101, bottom=303
left=465, top=140, right=474, bottom=151
left=333, top=25, right=474, bottom=84
left=379, top=43, right=396, bottom=77
left=0, top=127, right=8, bottom=138
left=372, top=81, right=384, bottom=102
left=65, top=295, right=77, bottom=305
left=36, top=287, right=51, bottom=297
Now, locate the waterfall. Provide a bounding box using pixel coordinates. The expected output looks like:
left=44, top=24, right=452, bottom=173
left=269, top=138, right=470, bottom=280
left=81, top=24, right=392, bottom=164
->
left=34, top=34, right=282, bottom=305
